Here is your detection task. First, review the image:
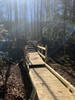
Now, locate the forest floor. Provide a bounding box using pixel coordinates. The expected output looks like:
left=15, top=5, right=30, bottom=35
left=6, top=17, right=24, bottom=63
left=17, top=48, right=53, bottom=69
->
left=48, top=59, right=75, bottom=87
left=0, top=40, right=75, bottom=100
left=0, top=62, right=26, bottom=100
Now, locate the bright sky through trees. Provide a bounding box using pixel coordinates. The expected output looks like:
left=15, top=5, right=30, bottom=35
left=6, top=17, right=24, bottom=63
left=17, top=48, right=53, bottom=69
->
left=0, top=0, right=75, bottom=41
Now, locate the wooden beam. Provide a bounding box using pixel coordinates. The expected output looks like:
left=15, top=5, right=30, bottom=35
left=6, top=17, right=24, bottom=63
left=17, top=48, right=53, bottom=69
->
left=29, top=87, right=37, bottom=100
left=29, top=71, right=37, bottom=100
left=45, top=45, right=47, bottom=62
left=38, top=51, right=45, bottom=59
left=37, top=45, right=46, bottom=50
left=45, top=63, right=75, bottom=96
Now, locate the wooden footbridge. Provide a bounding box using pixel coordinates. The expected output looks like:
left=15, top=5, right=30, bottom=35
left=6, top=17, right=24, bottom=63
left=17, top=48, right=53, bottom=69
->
left=25, top=42, right=75, bottom=100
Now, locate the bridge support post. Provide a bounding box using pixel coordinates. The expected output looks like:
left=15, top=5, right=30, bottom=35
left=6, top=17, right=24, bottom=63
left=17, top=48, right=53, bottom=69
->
left=45, top=45, right=48, bottom=62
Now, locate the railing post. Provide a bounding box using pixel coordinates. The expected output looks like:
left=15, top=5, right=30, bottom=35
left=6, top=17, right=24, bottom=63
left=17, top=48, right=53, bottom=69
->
left=41, top=46, right=43, bottom=54
left=37, top=45, right=39, bottom=53
left=24, top=46, right=26, bottom=65
left=45, top=45, right=47, bottom=62
left=24, top=46, right=28, bottom=65
left=37, top=45, right=48, bottom=62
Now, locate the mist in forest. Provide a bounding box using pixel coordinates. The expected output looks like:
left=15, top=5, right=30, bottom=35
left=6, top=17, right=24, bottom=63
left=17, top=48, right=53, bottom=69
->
left=0, top=0, right=75, bottom=41
left=0, top=0, right=75, bottom=60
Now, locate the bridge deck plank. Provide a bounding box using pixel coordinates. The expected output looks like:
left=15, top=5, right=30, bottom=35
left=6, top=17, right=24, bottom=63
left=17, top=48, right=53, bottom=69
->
left=27, top=52, right=45, bottom=66
left=29, top=67, right=74, bottom=100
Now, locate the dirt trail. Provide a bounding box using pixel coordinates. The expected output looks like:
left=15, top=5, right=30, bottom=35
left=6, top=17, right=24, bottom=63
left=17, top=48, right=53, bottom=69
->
left=4, top=64, right=26, bottom=100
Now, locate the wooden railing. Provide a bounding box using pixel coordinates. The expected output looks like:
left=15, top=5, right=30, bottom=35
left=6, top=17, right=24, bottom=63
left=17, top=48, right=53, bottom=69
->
left=37, top=45, right=47, bottom=62
left=45, top=63, right=75, bottom=96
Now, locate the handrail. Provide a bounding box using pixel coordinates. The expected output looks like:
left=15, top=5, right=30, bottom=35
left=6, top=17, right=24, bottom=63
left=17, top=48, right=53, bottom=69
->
left=37, top=45, right=46, bottom=50
left=45, top=63, right=75, bottom=96
left=38, top=51, right=45, bottom=59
